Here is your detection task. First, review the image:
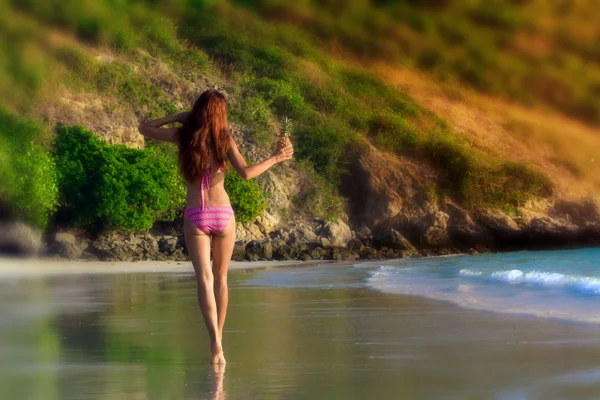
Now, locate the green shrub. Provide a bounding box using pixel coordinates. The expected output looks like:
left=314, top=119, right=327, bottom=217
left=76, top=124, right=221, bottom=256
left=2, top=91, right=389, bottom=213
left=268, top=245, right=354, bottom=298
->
left=224, top=169, right=267, bottom=223
left=0, top=110, right=58, bottom=229
left=54, top=125, right=184, bottom=231
left=230, top=91, right=275, bottom=145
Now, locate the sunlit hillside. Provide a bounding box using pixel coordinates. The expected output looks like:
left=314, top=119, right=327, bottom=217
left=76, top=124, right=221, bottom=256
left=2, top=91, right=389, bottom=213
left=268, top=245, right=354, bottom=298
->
left=0, top=0, right=597, bottom=233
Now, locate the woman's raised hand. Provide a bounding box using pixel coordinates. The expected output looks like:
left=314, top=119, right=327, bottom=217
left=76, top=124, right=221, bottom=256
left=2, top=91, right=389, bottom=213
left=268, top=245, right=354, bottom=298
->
left=271, top=143, right=294, bottom=163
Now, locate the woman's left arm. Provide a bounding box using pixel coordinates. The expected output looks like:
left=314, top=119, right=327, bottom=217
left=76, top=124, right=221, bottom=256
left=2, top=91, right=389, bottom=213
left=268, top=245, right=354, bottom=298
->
left=138, top=112, right=189, bottom=143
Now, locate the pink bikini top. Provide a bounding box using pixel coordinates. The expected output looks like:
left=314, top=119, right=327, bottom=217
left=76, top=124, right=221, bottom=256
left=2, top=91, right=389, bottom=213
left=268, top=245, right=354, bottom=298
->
left=200, top=163, right=224, bottom=209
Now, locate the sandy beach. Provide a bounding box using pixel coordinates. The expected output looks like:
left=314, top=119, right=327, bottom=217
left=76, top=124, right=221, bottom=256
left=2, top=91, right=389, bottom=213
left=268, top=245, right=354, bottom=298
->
left=0, top=256, right=329, bottom=278
left=1, top=256, right=600, bottom=399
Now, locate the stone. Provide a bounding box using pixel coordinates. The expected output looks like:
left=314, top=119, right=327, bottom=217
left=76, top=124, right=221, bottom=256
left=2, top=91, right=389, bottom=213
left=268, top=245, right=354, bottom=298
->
left=360, top=247, right=379, bottom=260
left=245, top=240, right=273, bottom=260
left=273, top=244, right=294, bottom=260
left=287, top=224, right=318, bottom=245
left=374, top=229, right=416, bottom=251
left=0, top=222, right=43, bottom=257
left=54, top=232, right=76, bottom=245
left=321, top=220, right=352, bottom=247
left=232, top=244, right=246, bottom=261
left=347, top=237, right=364, bottom=252
left=476, top=209, right=519, bottom=233
left=421, top=226, right=450, bottom=247
left=158, top=236, right=178, bottom=253
left=309, top=247, right=327, bottom=259
left=320, top=237, right=331, bottom=247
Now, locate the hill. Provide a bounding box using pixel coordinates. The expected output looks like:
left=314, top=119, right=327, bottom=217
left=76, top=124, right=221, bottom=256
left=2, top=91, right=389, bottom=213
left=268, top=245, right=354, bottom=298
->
left=0, top=0, right=598, bottom=259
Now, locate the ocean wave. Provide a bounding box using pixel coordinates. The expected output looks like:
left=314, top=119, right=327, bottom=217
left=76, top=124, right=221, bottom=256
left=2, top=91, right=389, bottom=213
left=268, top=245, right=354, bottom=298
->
left=459, top=269, right=483, bottom=277
left=367, top=264, right=600, bottom=297
left=488, top=269, right=600, bottom=295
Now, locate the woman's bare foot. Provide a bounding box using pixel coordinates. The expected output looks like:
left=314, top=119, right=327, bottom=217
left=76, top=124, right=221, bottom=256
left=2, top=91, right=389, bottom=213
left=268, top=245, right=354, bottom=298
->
left=211, top=341, right=226, bottom=364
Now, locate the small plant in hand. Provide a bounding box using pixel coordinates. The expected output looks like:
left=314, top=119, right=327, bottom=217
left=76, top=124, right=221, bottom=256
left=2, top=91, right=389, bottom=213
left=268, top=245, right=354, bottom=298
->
left=269, top=117, right=293, bottom=150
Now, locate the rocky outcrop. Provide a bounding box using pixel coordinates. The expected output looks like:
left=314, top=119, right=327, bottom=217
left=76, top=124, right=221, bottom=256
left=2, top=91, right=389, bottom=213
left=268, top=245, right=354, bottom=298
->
left=0, top=221, right=43, bottom=257
left=321, top=220, right=352, bottom=247
left=47, top=232, right=84, bottom=259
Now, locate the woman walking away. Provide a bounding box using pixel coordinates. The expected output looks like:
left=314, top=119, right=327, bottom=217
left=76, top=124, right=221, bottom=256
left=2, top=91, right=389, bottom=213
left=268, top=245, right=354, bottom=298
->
left=138, top=90, right=294, bottom=364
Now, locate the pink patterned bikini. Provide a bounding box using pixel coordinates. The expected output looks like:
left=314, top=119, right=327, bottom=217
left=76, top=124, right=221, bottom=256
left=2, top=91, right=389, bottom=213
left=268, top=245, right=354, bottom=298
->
left=184, top=163, right=234, bottom=235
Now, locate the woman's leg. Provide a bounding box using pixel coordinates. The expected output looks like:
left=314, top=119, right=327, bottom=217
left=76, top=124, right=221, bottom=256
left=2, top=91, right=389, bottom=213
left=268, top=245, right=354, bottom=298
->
left=211, top=214, right=236, bottom=345
left=184, top=217, right=224, bottom=364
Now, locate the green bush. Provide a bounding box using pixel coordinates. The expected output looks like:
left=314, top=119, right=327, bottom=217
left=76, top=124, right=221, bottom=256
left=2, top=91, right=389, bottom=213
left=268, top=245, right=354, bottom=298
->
left=224, top=169, right=267, bottom=223
left=0, top=110, right=58, bottom=229
left=54, top=125, right=184, bottom=231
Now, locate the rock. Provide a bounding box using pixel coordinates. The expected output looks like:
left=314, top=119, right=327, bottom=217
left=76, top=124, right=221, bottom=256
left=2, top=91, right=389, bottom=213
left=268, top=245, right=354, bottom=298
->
left=232, top=243, right=246, bottom=261
left=158, top=235, right=178, bottom=253
left=245, top=240, right=273, bottom=260
left=476, top=209, right=519, bottom=234
left=47, top=231, right=83, bottom=259
left=374, top=229, right=416, bottom=251
left=347, top=237, right=364, bottom=252
left=273, top=244, right=294, bottom=260
left=357, top=225, right=372, bottom=237
left=421, top=226, right=450, bottom=247
left=0, top=222, right=43, bottom=257
left=321, top=220, right=352, bottom=247
left=54, top=232, right=76, bottom=245
left=300, top=253, right=312, bottom=261
left=236, top=222, right=266, bottom=243
left=287, top=224, right=318, bottom=245
left=255, top=212, right=280, bottom=234
left=320, top=237, right=331, bottom=247
left=80, top=251, right=100, bottom=261
left=359, top=247, right=379, bottom=260
left=309, top=247, right=327, bottom=259
left=332, top=248, right=343, bottom=261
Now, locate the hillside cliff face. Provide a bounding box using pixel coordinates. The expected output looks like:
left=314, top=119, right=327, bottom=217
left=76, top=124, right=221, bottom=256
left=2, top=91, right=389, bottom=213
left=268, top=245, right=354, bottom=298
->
left=1, top=1, right=599, bottom=260
left=18, top=46, right=600, bottom=258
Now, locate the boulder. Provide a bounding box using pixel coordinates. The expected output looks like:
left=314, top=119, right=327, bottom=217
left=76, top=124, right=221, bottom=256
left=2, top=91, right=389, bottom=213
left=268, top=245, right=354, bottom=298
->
left=47, top=232, right=83, bottom=259
left=321, top=220, right=352, bottom=247
left=0, top=222, right=43, bottom=257
left=158, top=235, right=178, bottom=253
left=476, top=209, right=519, bottom=234
left=347, top=237, right=364, bottom=252
left=232, top=243, right=246, bottom=261
left=287, top=224, right=318, bottom=245
left=373, top=228, right=416, bottom=251
left=309, top=247, right=327, bottom=259
left=245, top=240, right=273, bottom=260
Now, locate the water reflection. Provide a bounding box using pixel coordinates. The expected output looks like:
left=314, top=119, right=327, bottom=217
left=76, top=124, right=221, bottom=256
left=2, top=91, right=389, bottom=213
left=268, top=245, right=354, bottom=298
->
left=210, top=364, right=226, bottom=400
left=2, top=266, right=600, bottom=399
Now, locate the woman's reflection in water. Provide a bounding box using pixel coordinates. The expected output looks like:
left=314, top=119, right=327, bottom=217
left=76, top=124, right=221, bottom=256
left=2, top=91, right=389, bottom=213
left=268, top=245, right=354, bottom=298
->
left=210, top=363, right=226, bottom=400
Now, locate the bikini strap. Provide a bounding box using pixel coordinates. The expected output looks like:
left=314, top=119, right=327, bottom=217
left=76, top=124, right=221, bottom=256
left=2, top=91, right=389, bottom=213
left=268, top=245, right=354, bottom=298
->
left=201, top=163, right=222, bottom=208
left=200, top=167, right=211, bottom=210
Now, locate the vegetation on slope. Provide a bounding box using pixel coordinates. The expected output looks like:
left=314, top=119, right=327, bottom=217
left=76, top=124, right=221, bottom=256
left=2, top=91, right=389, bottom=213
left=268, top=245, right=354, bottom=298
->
left=0, top=0, right=562, bottom=232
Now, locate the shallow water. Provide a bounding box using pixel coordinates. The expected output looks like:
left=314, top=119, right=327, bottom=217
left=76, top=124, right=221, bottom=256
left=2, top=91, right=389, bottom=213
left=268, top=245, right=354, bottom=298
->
left=1, top=252, right=600, bottom=399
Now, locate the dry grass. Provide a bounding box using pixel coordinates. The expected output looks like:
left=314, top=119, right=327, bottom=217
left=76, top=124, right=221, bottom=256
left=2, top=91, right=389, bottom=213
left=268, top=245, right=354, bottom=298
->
left=369, top=62, right=600, bottom=205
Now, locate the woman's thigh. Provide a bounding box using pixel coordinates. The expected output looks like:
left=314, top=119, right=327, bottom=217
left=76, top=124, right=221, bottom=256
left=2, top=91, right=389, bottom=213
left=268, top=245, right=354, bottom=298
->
left=184, top=217, right=212, bottom=280
left=212, top=214, right=236, bottom=277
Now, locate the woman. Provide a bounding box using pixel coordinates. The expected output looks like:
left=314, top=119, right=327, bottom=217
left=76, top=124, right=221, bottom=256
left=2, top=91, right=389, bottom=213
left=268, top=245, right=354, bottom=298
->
left=138, top=89, right=294, bottom=364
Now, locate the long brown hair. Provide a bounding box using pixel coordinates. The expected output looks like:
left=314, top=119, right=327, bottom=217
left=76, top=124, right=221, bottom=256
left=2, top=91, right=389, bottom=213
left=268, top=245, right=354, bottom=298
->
left=177, top=90, right=230, bottom=182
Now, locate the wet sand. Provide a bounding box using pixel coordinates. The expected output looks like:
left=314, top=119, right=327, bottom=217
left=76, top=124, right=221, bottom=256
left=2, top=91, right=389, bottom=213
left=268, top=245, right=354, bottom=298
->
left=0, top=256, right=328, bottom=277
left=1, top=259, right=600, bottom=399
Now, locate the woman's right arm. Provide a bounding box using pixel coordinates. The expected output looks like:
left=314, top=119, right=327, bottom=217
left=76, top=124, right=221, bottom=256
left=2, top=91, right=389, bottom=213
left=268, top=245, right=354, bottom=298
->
left=227, top=137, right=293, bottom=180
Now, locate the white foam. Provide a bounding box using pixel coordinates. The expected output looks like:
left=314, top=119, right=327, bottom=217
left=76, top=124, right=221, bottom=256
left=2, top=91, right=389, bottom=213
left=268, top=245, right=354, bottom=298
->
left=364, top=256, right=600, bottom=324
left=459, top=269, right=482, bottom=277
left=490, top=269, right=524, bottom=283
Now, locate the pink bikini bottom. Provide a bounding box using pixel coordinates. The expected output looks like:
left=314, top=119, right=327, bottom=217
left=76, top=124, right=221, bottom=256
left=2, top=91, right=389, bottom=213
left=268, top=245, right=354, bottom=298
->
left=184, top=206, right=234, bottom=235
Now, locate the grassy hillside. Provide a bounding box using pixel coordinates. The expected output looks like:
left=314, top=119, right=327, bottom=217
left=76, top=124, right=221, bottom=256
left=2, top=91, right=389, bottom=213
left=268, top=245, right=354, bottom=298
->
left=3, top=0, right=596, bottom=231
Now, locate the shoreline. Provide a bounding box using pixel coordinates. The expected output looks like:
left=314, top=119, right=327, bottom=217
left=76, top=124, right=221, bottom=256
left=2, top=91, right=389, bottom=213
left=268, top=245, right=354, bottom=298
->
left=0, top=257, right=331, bottom=279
